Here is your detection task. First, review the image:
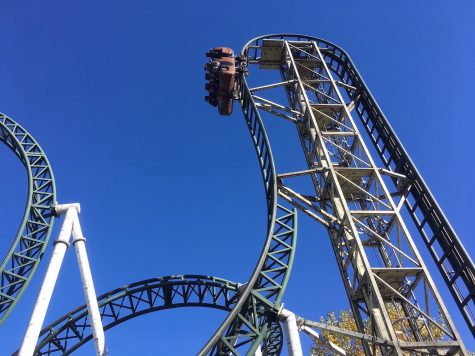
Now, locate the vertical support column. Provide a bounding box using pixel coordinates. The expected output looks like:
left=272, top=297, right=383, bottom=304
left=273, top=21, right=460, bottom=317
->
left=281, top=41, right=397, bottom=354
left=279, top=308, right=303, bottom=356
left=18, top=204, right=77, bottom=356
left=71, top=211, right=107, bottom=356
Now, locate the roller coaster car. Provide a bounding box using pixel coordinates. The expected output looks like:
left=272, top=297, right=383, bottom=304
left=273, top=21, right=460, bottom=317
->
left=205, top=47, right=236, bottom=116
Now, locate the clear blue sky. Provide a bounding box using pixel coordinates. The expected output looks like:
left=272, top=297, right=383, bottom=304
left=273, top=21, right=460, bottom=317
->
left=0, top=1, right=474, bottom=354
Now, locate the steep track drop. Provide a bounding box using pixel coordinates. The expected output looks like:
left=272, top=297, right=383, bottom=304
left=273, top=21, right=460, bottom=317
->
left=240, top=34, right=475, bottom=338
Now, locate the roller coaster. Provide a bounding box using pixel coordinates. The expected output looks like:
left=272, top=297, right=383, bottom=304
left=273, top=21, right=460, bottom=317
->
left=2, top=34, right=474, bottom=355
left=0, top=113, right=56, bottom=325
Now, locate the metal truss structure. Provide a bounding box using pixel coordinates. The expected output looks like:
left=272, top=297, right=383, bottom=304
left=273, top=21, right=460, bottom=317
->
left=31, top=275, right=283, bottom=355
left=217, top=34, right=471, bottom=355
left=0, top=113, right=56, bottom=324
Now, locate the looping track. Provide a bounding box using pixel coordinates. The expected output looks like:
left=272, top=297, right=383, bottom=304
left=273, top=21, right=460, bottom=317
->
left=199, top=70, right=298, bottom=354
left=0, top=113, right=56, bottom=324
left=31, top=275, right=283, bottom=355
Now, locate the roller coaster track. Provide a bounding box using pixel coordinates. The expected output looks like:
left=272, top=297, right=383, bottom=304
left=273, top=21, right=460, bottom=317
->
left=201, top=33, right=473, bottom=353
left=7, top=33, right=473, bottom=355
left=6, top=50, right=297, bottom=354
left=2, top=47, right=297, bottom=353
left=238, top=33, right=474, bottom=339
left=198, top=73, right=298, bottom=354
left=31, top=275, right=283, bottom=355
left=0, top=113, right=56, bottom=324
left=216, top=34, right=472, bottom=353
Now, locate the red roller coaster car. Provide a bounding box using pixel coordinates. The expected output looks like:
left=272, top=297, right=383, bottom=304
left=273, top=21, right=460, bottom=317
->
left=205, top=47, right=236, bottom=116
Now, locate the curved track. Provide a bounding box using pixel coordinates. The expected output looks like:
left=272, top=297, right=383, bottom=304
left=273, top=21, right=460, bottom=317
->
left=31, top=275, right=283, bottom=355
left=0, top=113, right=56, bottom=324
left=199, top=67, right=298, bottom=354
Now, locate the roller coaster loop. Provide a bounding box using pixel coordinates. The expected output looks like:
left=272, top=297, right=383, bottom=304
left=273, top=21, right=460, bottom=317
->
left=0, top=113, right=56, bottom=325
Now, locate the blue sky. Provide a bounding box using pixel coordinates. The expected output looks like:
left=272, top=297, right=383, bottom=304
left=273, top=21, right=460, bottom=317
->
left=0, top=1, right=474, bottom=354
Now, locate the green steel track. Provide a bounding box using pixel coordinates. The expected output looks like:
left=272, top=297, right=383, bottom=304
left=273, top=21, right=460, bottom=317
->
left=199, top=70, right=298, bottom=354
left=0, top=113, right=56, bottom=324
left=30, top=275, right=283, bottom=355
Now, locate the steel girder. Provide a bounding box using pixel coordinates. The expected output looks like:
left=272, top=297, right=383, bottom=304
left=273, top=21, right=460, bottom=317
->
left=239, top=35, right=470, bottom=355
left=199, top=74, right=298, bottom=355
left=28, top=275, right=283, bottom=355
left=318, top=39, right=475, bottom=340
left=0, top=113, right=56, bottom=324
left=243, top=34, right=475, bottom=340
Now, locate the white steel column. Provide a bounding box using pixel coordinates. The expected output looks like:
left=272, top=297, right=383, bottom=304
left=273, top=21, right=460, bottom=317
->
left=279, top=308, right=303, bottom=356
left=18, top=204, right=78, bottom=356
left=71, top=211, right=107, bottom=356
left=73, top=212, right=107, bottom=356
left=300, top=325, right=346, bottom=356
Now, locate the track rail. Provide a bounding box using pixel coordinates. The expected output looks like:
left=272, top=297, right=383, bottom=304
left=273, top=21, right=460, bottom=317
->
left=242, top=34, right=475, bottom=340
left=0, top=113, right=56, bottom=324
left=28, top=275, right=283, bottom=355
left=199, top=70, right=298, bottom=354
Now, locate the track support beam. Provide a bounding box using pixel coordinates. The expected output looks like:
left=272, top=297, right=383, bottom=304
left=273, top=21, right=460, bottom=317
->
left=239, top=34, right=469, bottom=355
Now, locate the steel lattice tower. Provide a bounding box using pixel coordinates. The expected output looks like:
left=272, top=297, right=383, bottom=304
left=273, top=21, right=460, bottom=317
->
left=226, top=34, right=472, bottom=355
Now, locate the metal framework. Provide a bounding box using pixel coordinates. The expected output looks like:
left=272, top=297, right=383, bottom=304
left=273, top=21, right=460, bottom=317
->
left=30, top=275, right=283, bottom=355
left=5, top=34, right=473, bottom=355
left=226, top=34, right=472, bottom=355
left=0, top=113, right=56, bottom=324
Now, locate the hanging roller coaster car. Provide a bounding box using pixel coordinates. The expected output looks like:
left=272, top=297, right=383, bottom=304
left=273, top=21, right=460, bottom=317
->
left=204, top=47, right=236, bottom=116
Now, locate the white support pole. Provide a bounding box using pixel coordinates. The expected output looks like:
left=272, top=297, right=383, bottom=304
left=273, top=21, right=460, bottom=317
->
left=279, top=308, right=303, bottom=356
left=18, top=204, right=78, bottom=356
left=300, top=325, right=346, bottom=356
left=71, top=211, right=107, bottom=356
left=254, top=345, right=263, bottom=356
